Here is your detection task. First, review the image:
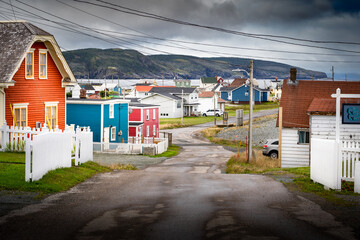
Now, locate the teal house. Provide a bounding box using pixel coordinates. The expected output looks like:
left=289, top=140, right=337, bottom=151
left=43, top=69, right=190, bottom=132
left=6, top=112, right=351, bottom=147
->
left=220, top=85, right=268, bottom=103
left=66, top=99, right=130, bottom=149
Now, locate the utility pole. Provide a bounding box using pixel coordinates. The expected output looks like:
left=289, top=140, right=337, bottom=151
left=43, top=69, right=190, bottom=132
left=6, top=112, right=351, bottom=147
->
left=248, top=60, right=254, bottom=163
left=214, top=92, right=216, bottom=125
left=332, top=66, right=334, bottom=81
left=181, top=89, right=184, bottom=125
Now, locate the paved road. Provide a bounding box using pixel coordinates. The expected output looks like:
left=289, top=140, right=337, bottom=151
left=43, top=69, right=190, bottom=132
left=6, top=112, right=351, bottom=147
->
left=0, top=109, right=355, bottom=240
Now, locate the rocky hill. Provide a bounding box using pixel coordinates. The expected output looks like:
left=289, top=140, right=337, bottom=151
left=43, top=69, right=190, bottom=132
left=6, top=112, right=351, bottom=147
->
left=63, top=48, right=327, bottom=79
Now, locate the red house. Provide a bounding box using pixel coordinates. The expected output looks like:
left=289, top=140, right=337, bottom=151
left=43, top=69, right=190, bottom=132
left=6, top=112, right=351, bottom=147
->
left=0, top=21, right=76, bottom=130
left=129, top=103, right=160, bottom=138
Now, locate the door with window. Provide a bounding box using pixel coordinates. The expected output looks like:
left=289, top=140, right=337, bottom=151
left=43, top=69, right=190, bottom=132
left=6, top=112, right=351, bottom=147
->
left=103, top=127, right=110, bottom=150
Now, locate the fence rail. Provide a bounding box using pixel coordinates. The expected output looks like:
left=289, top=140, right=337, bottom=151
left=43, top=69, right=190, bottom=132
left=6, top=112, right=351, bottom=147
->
left=341, top=140, right=360, bottom=180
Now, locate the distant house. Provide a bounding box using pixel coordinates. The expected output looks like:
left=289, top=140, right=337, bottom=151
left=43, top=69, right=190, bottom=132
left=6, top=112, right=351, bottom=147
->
left=128, top=85, right=154, bottom=98
left=80, top=84, right=96, bottom=96
left=200, top=77, right=223, bottom=91
left=230, top=78, right=247, bottom=87
left=0, top=21, right=76, bottom=131
left=198, top=91, right=226, bottom=113
left=141, top=87, right=199, bottom=118
left=220, top=84, right=268, bottom=104
left=128, top=103, right=159, bottom=138
left=174, top=79, right=191, bottom=88
left=278, top=68, right=360, bottom=168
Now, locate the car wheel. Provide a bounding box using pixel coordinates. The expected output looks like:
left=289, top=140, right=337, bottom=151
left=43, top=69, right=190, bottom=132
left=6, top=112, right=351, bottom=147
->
left=203, top=114, right=207, bottom=117
left=270, top=151, right=278, bottom=159
left=216, top=114, right=220, bottom=117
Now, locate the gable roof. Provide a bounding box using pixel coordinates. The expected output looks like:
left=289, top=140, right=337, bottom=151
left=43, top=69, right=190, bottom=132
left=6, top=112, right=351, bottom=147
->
left=199, top=91, right=215, bottom=98
left=230, top=78, right=247, bottom=87
left=201, top=77, right=217, bottom=84
left=279, top=79, right=360, bottom=128
left=0, top=21, right=76, bottom=85
left=146, top=87, right=195, bottom=100
left=220, top=86, right=236, bottom=92
left=81, top=84, right=95, bottom=90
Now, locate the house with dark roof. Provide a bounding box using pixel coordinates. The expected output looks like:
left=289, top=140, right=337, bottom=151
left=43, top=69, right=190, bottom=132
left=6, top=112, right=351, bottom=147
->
left=278, top=68, right=360, bottom=168
left=220, top=83, right=268, bottom=104
left=128, top=102, right=160, bottom=138
left=140, top=87, right=199, bottom=118
left=0, top=21, right=76, bottom=131
left=80, top=84, right=96, bottom=96
left=200, top=76, right=223, bottom=91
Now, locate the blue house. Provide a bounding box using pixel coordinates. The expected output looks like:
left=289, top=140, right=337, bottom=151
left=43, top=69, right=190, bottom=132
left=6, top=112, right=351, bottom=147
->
left=220, top=84, right=268, bottom=103
left=66, top=99, right=130, bottom=149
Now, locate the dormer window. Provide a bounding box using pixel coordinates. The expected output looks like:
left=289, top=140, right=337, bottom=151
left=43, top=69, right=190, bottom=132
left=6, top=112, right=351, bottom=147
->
left=39, top=50, right=47, bottom=79
left=25, top=50, right=34, bottom=79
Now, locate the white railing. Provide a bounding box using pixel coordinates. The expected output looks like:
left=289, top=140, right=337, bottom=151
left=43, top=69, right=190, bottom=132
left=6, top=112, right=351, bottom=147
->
left=341, top=140, right=360, bottom=181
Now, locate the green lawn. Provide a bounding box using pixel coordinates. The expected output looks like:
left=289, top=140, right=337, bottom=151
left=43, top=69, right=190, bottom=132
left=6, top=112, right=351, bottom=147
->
left=160, top=116, right=222, bottom=129
left=226, top=102, right=279, bottom=116
left=145, top=145, right=181, bottom=158
left=0, top=152, right=111, bottom=196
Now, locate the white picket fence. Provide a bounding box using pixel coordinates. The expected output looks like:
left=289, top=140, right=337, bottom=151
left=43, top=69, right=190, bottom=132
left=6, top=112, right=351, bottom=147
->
left=341, top=140, right=360, bottom=181
left=0, top=122, right=93, bottom=181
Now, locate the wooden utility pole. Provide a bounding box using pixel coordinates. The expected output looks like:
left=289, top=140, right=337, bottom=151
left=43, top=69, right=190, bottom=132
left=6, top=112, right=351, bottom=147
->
left=278, top=107, right=283, bottom=163
left=181, top=89, right=184, bottom=125
left=332, top=66, right=334, bottom=81
left=214, top=92, right=216, bottom=125
left=248, top=60, right=254, bottom=163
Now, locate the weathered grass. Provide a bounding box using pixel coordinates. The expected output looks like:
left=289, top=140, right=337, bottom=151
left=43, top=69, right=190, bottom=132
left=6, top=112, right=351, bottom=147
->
left=145, top=145, right=181, bottom=158
left=226, top=102, right=279, bottom=116
left=160, top=116, right=221, bottom=129
left=226, top=150, right=280, bottom=174
left=108, top=164, right=138, bottom=170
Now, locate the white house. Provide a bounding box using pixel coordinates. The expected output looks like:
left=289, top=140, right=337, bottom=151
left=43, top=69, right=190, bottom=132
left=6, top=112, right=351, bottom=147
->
left=278, top=68, right=360, bottom=168
left=140, top=87, right=199, bottom=118
left=128, top=85, right=154, bottom=98
left=200, top=77, right=223, bottom=91
left=198, top=91, right=226, bottom=114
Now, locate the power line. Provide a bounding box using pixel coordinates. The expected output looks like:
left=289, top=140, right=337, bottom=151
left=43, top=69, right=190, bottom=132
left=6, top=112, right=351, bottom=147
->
left=72, top=0, right=360, bottom=54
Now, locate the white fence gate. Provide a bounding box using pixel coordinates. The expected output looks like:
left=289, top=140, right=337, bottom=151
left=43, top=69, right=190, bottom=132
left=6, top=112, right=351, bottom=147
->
left=341, top=140, right=360, bottom=181
left=0, top=122, right=93, bottom=181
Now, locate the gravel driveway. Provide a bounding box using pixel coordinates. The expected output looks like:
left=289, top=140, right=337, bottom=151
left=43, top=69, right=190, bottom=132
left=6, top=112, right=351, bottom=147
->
left=215, top=115, right=278, bottom=146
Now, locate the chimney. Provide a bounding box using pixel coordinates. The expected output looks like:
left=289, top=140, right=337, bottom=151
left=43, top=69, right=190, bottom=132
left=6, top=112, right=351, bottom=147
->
left=288, top=68, right=298, bottom=85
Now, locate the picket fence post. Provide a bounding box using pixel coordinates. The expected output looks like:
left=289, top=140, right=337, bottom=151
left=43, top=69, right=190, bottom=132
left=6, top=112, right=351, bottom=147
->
left=25, top=133, right=32, bottom=182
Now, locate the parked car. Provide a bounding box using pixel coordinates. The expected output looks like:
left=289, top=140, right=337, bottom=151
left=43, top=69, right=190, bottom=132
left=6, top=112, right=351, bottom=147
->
left=262, top=139, right=279, bottom=159
left=202, top=109, right=223, bottom=117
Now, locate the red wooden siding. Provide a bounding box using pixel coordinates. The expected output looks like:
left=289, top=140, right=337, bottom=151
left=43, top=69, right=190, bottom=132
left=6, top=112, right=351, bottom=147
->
left=129, top=108, right=141, bottom=121
left=5, top=42, right=66, bottom=129
left=129, top=127, right=137, bottom=137
left=141, top=107, right=159, bottom=137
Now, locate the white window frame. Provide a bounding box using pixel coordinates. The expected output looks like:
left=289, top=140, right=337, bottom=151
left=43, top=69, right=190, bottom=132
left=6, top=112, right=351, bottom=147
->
left=39, top=49, right=48, bottom=79
left=109, top=104, right=114, bottom=119
left=153, top=125, right=156, bottom=136
left=146, top=125, right=149, bottom=137
left=153, top=109, right=156, bottom=120
left=111, top=126, right=116, bottom=141
left=45, top=102, right=58, bottom=129
left=146, top=109, right=149, bottom=120
left=298, top=129, right=310, bottom=145
left=25, top=49, right=35, bottom=79
left=13, top=103, right=29, bottom=127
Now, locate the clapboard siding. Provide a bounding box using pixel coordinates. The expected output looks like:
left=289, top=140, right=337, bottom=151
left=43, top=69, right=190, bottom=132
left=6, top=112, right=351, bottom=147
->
left=310, top=115, right=360, bottom=140
left=5, top=42, right=65, bottom=129
left=281, top=128, right=310, bottom=168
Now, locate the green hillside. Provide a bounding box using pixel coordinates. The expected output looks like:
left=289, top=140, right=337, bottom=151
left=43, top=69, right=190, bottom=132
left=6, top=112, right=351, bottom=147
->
left=63, top=48, right=327, bottom=79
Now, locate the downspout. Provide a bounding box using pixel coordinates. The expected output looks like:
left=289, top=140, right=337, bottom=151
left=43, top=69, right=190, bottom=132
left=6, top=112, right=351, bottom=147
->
left=118, top=103, right=121, bottom=143
left=101, top=104, right=104, bottom=146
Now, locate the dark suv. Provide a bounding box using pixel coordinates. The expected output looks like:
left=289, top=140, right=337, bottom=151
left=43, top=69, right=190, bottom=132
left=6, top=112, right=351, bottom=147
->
left=262, top=139, right=279, bottom=159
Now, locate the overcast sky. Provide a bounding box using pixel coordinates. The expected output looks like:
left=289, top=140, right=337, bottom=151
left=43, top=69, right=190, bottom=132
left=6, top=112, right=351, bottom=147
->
left=1, top=0, right=360, bottom=79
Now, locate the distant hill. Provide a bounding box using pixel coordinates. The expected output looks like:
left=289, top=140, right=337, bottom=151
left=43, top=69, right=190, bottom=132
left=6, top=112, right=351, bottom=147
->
left=63, top=48, right=327, bottom=80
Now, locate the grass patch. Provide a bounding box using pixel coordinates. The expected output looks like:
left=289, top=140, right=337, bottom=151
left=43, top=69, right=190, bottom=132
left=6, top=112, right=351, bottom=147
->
left=145, top=145, right=181, bottom=158
left=0, top=152, right=111, bottom=196
left=226, top=150, right=280, bottom=174
left=160, top=116, right=222, bottom=129
left=108, top=164, right=138, bottom=170
left=225, top=102, right=279, bottom=116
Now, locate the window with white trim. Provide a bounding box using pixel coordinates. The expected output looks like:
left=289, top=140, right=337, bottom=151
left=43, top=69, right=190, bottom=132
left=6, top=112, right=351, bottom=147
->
left=111, top=126, right=116, bottom=141
left=109, top=104, right=114, bottom=118
left=25, top=50, right=34, bottom=79
left=45, top=102, right=58, bottom=129
left=153, top=109, right=156, bottom=120
left=39, top=50, right=47, bottom=79
left=13, top=103, right=28, bottom=127
left=146, top=109, right=149, bottom=120
left=153, top=125, right=156, bottom=136
left=146, top=125, right=149, bottom=137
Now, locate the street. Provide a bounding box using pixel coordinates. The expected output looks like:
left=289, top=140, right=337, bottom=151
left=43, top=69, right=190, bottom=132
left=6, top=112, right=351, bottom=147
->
left=0, top=109, right=356, bottom=240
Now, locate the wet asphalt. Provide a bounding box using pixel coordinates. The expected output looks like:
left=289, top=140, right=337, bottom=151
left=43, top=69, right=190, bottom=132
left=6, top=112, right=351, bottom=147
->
left=0, top=109, right=356, bottom=240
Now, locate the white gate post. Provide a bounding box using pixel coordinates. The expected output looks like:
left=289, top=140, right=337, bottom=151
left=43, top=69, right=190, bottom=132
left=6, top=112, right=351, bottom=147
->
left=25, top=133, right=32, bottom=182
left=75, top=126, right=80, bottom=166
left=332, top=88, right=342, bottom=190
